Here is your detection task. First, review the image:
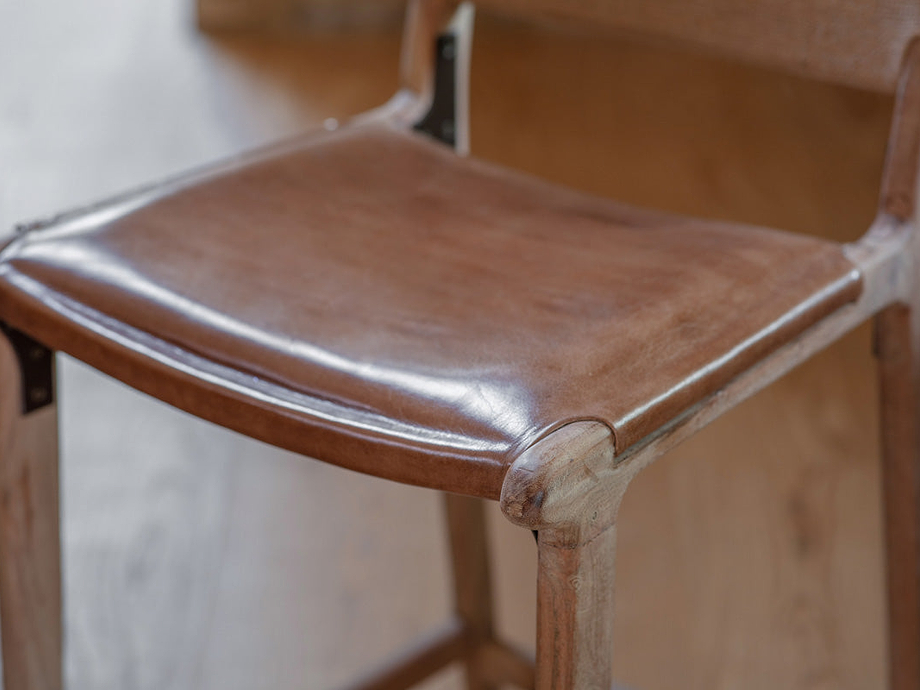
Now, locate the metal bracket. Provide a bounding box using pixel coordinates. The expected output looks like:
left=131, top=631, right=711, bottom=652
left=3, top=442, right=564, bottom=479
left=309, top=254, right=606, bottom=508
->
left=413, top=33, right=458, bottom=147
left=0, top=324, right=55, bottom=414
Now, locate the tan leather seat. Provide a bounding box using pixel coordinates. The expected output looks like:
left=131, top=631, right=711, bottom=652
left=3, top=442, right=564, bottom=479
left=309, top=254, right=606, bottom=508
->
left=0, top=121, right=861, bottom=498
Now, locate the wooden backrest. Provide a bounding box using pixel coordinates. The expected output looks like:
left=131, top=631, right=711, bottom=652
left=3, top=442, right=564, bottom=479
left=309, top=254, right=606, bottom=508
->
left=472, top=0, right=920, bottom=93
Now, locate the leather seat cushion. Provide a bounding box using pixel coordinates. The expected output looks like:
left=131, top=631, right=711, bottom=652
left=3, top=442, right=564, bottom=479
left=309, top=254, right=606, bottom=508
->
left=0, top=122, right=862, bottom=497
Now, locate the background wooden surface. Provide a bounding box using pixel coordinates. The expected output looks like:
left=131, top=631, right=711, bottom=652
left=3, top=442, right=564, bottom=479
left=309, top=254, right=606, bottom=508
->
left=197, top=0, right=405, bottom=30
left=0, top=0, right=895, bottom=687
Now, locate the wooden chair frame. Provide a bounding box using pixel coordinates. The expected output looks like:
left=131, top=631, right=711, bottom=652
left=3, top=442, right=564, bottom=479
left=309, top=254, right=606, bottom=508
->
left=3, top=1, right=920, bottom=689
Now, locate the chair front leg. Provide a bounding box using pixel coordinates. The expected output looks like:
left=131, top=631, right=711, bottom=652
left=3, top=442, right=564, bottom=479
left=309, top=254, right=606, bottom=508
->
left=0, top=330, right=62, bottom=690
left=501, top=422, right=629, bottom=690
left=876, top=302, right=920, bottom=690
left=536, top=522, right=618, bottom=690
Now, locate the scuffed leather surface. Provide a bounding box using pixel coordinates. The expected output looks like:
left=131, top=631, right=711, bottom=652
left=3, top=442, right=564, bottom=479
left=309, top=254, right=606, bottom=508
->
left=0, top=122, right=861, bottom=498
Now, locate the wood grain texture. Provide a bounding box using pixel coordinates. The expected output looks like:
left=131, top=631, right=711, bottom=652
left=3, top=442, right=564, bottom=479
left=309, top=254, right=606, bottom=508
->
left=876, top=304, right=920, bottom=690
left=501, top=423, right=620, bottom=538
left=536, top=526, right=617, bottom=690
left=197, top=0, right=920, bottom=92
left=0, top=337, right=61, bottom=690
left=475, top=0, right=920, bottom=93
left=501, top=423, right=624, bottom=690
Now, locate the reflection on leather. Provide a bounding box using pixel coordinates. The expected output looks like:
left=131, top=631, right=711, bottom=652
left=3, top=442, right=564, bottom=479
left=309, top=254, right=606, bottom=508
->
left=0, top=122, right=862, bottom=498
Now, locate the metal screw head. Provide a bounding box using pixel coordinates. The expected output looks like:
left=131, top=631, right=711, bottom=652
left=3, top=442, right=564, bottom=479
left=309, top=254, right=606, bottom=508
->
left=441, top=120, right=456, bottom=139
left=441, top=42, right=456, bottom=60
left=29, top=387, right=48, bottom=404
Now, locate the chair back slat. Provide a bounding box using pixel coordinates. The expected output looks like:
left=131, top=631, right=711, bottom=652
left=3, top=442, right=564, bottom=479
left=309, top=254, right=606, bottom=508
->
left=475, top=0, right=920, bottom=92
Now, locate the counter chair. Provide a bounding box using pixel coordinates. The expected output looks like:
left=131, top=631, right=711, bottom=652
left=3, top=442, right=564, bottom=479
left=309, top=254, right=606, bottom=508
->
left=2, top=1, right=920, bottom=688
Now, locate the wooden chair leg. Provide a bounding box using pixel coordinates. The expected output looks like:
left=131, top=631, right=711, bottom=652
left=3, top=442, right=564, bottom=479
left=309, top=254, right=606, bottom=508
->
left=443, top=493, right=497, bottom=690
left=500, top=422, right=625, bottom=690
left=876, top=303, right=920, bottom=690
left=0, top=333, right=62, bottom=690
left=535, top=525, right=617, bottom=690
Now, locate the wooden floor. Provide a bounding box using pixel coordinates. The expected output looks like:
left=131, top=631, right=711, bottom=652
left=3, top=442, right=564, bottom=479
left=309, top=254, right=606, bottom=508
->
left=0, top=0, right=897, bottom=688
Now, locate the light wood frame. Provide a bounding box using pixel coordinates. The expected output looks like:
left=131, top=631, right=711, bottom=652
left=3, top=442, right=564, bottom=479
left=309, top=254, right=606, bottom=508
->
left=0, top=337, right=62, bottom=690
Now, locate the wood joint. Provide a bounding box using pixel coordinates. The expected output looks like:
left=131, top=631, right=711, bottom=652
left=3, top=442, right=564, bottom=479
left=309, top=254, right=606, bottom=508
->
left=499, top=422, right=629, bottom=545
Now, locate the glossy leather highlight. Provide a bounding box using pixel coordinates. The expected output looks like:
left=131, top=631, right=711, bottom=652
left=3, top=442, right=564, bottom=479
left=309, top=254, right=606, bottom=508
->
left=0, top=121, right=862, bottom=498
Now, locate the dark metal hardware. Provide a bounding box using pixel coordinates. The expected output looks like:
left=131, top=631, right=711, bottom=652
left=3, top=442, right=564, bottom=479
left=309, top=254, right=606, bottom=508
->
left=0, top=323, right=55, bottom=414
left=413, top=33, right=458, bottom=147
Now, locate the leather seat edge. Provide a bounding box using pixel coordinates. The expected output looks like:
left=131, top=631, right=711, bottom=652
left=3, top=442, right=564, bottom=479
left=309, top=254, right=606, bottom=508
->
left=0, top=270, right=509, bottom=500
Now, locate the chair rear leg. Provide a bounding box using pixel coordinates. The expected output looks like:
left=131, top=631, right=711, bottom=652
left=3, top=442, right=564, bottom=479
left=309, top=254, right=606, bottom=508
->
left=0, top=333, right=62, bottom=690
left=443, top=493, right=497, bottom=690
left=876, top=303, right=920, bottom=690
